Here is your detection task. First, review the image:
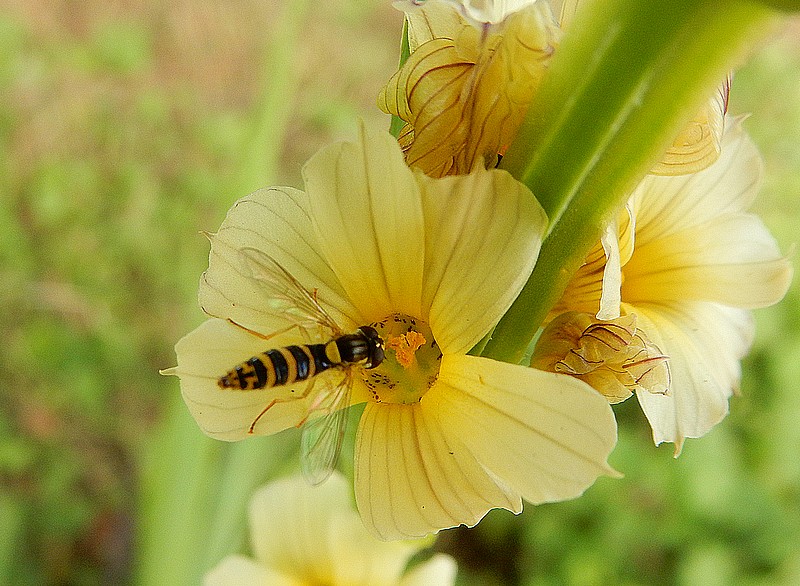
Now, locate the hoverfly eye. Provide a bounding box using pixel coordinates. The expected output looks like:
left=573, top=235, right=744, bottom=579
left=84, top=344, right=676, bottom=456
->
left=370, top=344, right=385, bottom=369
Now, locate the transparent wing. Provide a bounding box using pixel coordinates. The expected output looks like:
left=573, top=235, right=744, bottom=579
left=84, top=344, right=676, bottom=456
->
left=300, top=373, right=354, bottom=486
left=239, top=247, right=343, bottom=338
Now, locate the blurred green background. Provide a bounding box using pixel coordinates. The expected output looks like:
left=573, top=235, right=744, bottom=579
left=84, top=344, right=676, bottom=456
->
left=1, top=1, right=798, bottom=584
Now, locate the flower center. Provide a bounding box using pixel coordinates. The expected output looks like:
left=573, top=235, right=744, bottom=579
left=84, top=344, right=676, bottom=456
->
left=362, top=314, right=442, bottom=404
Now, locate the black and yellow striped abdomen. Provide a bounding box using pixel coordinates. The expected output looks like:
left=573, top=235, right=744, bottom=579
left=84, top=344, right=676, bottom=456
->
left=218, top=343, right=331, bottom=390
left=218, top=326, right=385, bottom=391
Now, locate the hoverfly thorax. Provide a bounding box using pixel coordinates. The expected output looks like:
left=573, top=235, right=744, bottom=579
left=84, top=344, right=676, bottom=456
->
left=354, top=325, right=385, bottom=368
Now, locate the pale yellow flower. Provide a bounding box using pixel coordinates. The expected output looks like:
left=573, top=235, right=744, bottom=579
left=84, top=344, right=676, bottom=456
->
left=204, top=472, right=457, bottom=586
left=167, top=125, right=618, bottom=540
left=379, top=0, right=560, bottom=176
left=543, top=121, right=792, bottom=453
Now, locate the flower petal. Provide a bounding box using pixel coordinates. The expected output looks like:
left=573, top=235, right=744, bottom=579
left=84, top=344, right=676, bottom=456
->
left=650, top=78, right=728, bottom=176
left=303, top=125, right=425, bottom=323
left=598, top=217, right=623, bottom=319
left=355, top=400, right=522, bottom=540
left=249, top=472, right=425, bottom=584
left=630, top=302, right=754, bottom=453
left=623, top=212, right=792, bottom=308
left=420, top=167, right=547, bottom=354
left=168, top=318, right=334, bottom=440
left=630, top=119, right=762, bottom=241
left=204, top=555, right=295, bottom=586
left=431, top=354, right=619, bottom=505
left=199, top=186, right=359, bottom=333
left=399, top=553, right=458, bottom=586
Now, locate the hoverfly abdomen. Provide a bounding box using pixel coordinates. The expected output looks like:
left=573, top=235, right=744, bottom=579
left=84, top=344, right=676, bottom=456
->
left=219, top=343, right=329, bottom=391
left=218, top=326, right=384, bottom=391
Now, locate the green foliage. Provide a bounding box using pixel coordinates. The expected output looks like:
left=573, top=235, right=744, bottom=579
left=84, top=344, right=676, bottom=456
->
left=0, top=2, right=798, bottom=585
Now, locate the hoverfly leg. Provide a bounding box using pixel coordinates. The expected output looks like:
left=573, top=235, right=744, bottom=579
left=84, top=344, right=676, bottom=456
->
left=293, top=372, right=347, bottom=428
left=247, top=376, right=318, bottom=434
left=227, top=318, right=304, bottom=342
left=248, top=399, right=279, bottom=434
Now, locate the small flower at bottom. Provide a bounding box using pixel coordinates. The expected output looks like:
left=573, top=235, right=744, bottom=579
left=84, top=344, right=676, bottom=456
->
left=204, top=472, right=457, bottom=586
left=166, top=125, right=619, bottom=540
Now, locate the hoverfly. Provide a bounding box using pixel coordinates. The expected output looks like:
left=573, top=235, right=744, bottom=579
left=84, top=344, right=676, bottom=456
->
left=218, top=247, right=385, bottom=485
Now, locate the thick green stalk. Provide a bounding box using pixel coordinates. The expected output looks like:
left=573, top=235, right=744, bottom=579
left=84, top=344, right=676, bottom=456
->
left=483, top=0, right=780, bottom=364
left=757, top=0, right=800, bottom=9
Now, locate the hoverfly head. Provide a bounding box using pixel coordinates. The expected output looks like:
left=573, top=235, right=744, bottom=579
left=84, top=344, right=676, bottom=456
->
left=359, top=325, right=385, bottom=369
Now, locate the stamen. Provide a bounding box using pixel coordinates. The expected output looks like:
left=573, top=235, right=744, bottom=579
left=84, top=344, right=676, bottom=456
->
left=385, top=331, right=427, bottom=369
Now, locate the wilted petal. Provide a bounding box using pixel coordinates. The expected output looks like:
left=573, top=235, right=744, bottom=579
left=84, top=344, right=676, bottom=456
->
left=204, top=555, right=294, bottom=586
left=380, top=2, right=559, bottom=176
left=419, top=167, right=546, bottom=354
left=651, top=78, right=729, bottom=176
left=355, top=399, right=522, bottom=541
left=167, top=318, right=333, bottom=440
left=379, top=37, right=478, bottom=177
left=432, top=354, right=618, bottom=506
left=630, top=119, right=762, bottom=240
left=630, top=302, right=754, bottom=453
left=439, top=0, right=542, bottom=26
left=397, top=0, right=472, bottom=49
left=303, top=125, right=425, bottom=323
left=532, top=311, right=669, bottom=404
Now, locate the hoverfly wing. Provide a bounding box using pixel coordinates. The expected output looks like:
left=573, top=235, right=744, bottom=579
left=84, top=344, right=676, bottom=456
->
left=300, top=374, right=354, bottom=486
left=239, top=247, right=343, bottom=338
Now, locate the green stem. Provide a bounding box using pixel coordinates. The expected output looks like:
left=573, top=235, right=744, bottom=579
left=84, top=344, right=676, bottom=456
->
left=203, top=434, right=299, bottom=568
left=390, top=18, right=411, bottom=138
left=483, top=0, right=779, bottom=364
left=137, top=2, right=312, bottom=583
left=235, top=0, right=315, bottom=195
left=136, top=393, right=224, bottom=586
